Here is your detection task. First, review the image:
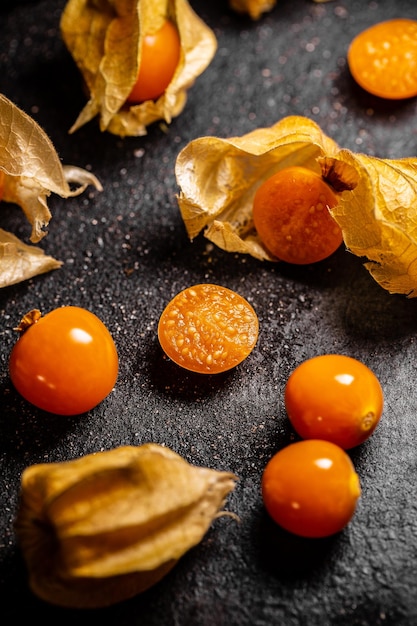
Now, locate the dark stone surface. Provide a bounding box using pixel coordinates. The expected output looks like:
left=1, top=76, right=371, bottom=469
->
left=1, top=0, right=417, bottom=624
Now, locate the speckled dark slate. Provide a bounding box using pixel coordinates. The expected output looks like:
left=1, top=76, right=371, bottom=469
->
left=2, top=0, right=417, bottom=624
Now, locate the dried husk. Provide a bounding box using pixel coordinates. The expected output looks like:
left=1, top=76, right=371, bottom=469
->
left=15, top=443, right=237, bottom=608
left=175, top=115, right=417, bottom=297
left=0, top=230, right=62, bottom=288
left=228, top=0, right=330, bottom=18
left=60, top=0, right=217, bottom=137
left=330, top=152, right=417, bottom=297
left=0, top=94, right=102, bottom=288
left=229, top=0, right=276, bottom=20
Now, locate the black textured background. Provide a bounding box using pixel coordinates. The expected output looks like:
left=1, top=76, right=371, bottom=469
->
left=1, top=1, right=417, bottom=624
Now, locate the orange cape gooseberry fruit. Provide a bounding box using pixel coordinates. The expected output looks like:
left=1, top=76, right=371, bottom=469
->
left=158, top=284, right=259, bottom=374
left=284, top=354, right=384, bottom=450
left=9, top=306, right=118, bottom=415
left=126, top=20, right=181, bottom=103
left=262, top=439, right=361, bottom=538
left=252, top=166, right=343, bottom=264
left=347, top=18, right=417, bottom=100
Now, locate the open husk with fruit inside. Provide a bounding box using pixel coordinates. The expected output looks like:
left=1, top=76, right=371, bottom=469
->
left=60, top=0, right=217, bottom=136
left=0, top=94, right=102, bottom=288
left=175, top=115, right=417, bottom=297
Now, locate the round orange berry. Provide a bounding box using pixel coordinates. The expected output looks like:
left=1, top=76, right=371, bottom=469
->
left=262, top=439, right=361, bottom=538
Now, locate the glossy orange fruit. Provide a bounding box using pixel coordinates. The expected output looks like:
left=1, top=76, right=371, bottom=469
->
left=262, top=439, right=361, bottom=538
left=158, top=284, right=259, bottom=374
left=9, top=306, right=118, bottom=415
left=126, top=20, right=181, bottom=103
left=284, top=354, right=384, bottom=450
left=252, top=166, right=343, bottom=264
left=347, top=19, right=417, bottom=99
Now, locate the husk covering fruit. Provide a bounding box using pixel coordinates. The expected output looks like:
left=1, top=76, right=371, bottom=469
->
left=15, top=444, right=237, bottom=608
left=60, top=0, right=217, bottom=136
left=229, top=0, right=276, bottom=20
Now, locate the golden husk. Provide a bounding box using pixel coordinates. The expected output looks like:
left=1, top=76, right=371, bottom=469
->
left=175, top=115, right=417, bottom=297
left=0, top=94, right=102, bottom=287
left=229, top=0, right=276, bottom=20
left=60, top=0, right=217, bottom=136
left=15, top=444, right=237, bottom=608
left=228, top=0, right=331, bottom=19
left=0, top=230, right=62, bottom=288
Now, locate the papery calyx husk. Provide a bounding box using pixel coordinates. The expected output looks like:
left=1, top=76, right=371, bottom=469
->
left=0, top=94, right=102, bottom=288
left=60, top=0, right=217, bottom=137
left=229, top=0, right=276, bottom=19
left=228, top=0, right=328, bottom=18
left=15, top=443, right=237, bottom=608
left=175, top=114, right=417, bottom=297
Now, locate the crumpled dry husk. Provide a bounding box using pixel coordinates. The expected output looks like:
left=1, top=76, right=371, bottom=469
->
left=15, top=443, right=237, bottom=608
left=175, top=115, right=417, bottom=297
left=228, top=0, right=331, bottom=19
left=0, top=229, right=62, bottom=288
left=60, top=0, right=217, bottom=136
left=0, top=94, right=102, bottom=288
left=229, top=0, right=276, bottom=20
